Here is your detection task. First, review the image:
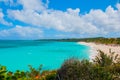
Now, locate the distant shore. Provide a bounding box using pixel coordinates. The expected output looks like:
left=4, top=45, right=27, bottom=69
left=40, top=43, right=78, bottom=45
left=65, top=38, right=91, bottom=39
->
left=78, top=42, right=120, bottom=60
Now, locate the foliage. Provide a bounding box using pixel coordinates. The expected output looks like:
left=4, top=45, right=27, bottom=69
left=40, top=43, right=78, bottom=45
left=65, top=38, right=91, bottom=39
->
left=0, top=65, right=7, bottom=80
left=54, top=37, right=120, bottom=45
left=56, top=58, right=95, bottom=80
left=0, top=65, right=57, bottom=80
left=56, top=50, right=120, bottom=80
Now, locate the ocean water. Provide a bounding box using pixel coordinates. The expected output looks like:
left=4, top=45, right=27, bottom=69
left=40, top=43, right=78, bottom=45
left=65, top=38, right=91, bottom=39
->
left=0, top=40, right=90, bottom=71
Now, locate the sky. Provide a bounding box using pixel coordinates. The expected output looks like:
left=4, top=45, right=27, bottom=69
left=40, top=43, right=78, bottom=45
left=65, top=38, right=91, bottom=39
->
left=0, top=0, right=120, bottom=40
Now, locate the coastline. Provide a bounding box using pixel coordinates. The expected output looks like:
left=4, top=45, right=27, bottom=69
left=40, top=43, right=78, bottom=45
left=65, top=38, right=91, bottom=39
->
left=78, top=42, right=120, bottom=60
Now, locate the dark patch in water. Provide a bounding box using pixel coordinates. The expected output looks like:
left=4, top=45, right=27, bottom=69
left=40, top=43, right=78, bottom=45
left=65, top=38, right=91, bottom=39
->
left=0, top=46, right=18, bottom=48
left=0, top=40, right=56, bottom=49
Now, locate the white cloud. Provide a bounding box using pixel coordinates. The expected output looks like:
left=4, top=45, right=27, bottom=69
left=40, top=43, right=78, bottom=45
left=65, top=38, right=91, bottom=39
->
left=0, top=0, right=19, bottom=6
left=6, top=0, right=120, bottom=37
left=17, top=0, right=46, bottom=11
left=0, top=25, right=43, bottom=39
left=67, top=8, right=80, bottom=16
left=7, top=0, right=99, bottom=35
left=116, top=3, right=120, bottom=11
left=82, top=5, right=120, bottom=34
left=0, top=9, right=13, bottom=26
left=0, top=0, right=7, bottom=2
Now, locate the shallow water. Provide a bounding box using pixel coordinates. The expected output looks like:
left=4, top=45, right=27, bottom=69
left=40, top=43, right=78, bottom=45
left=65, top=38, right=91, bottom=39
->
left=0, top=40, right=90, bottom=71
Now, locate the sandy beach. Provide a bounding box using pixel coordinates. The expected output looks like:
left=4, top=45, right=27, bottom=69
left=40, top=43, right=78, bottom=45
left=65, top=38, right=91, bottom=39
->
left=78, top=42, right=120, bottom=60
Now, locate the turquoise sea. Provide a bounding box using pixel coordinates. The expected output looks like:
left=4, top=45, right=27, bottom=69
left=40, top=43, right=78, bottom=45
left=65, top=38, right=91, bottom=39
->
left=0, top=40, right=90, bottom=71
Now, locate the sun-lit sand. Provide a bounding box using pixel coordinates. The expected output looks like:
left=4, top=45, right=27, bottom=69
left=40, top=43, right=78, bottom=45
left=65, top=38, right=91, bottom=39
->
left=78, top=42, right=120, bottom=60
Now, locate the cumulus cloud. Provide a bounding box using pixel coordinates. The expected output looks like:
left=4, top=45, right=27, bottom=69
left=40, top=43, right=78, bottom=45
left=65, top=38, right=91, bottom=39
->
left=83, top=4, right=120, bottom=34
left=7, top=0, right=120, bottom=37
left=0, top=25, right=43, bottom=40
left=7, top=0, right=99, bottom=35
left=0, top=0, right=18, bottom=6
left=17, top=0, right=46, bottom=11
left=0, top=0, right=8, bottom=2
left=0, top=9, right=12, bottom=26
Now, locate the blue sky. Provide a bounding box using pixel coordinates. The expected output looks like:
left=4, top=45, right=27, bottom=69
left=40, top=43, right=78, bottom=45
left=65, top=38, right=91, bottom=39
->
left=0, top=0, right=120, bottom=40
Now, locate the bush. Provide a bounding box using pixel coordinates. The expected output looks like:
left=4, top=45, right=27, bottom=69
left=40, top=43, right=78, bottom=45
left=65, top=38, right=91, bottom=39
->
left=56, top=58, right=94, bottom=80
left=56, top=50, right=120, bottom=80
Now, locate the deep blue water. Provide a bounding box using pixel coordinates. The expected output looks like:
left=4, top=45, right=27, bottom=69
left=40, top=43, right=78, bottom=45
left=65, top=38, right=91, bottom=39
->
left=0, top=40, right=90, bottom=71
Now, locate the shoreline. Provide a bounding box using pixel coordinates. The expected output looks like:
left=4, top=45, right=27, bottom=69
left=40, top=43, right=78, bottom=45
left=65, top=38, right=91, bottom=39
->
left=78, top=42, right=120, bottom=60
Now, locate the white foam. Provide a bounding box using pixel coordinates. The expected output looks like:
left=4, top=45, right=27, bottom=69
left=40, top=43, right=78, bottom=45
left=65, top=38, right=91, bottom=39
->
left=77, top=42, right=98, bottom=61
left=89, top=46, right=98, bottom=62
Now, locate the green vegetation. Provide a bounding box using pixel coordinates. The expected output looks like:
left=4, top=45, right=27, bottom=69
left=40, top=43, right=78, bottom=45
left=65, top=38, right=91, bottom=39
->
left=39, top=37, right=120, bottom=45
left=78, top=37, right=120, bottom=45
left=0, top=50, right=120, bottom=80
left=56, top=50, right=120, bottom=80
left=0, top=65, right=56, bottom=80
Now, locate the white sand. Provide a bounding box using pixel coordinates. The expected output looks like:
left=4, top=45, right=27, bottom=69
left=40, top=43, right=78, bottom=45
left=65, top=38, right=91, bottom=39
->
left=78, top=42, right=120, bottom=60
